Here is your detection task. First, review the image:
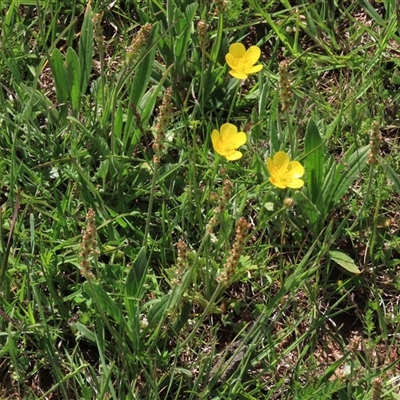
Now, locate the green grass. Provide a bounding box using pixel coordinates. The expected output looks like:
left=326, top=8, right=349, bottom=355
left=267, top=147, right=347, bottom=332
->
left=1, top=0, right=400, bottom=399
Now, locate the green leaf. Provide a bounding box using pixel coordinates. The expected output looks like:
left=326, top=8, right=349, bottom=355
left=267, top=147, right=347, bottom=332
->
left=71, top=322, right=96, bottom=343
left=304, top=118, right=324, bottom=205
left=147, top=293, right=171, bottom=328
left=113, top=102, right=123, bottom=142
left=125, top=24, right=159, bottom=147
left=332, top=145, right=369, bottom=204
left=125, top=247, right=148, bottom=317
left=269, top=106, right=280, bottom=154
left=174, top=3, right=197, bottom=71
left=329, top=250, right=361, bottom=274
left=386, top=163, right=400, bottom=194
left=172, top=301, right=191, bottom=334
left=83, top=282, right=121, bottom=324
left=68, top=116, right=110, bottom=158
left=357, top=0, right=384, bottom=23
left=140, top=64, right=174, bottom=125
left=50, top=49, right=68, bottom=103
left=248, top=0, right=298, bottom=56
left=78, top=2, right=94, bottom=94
left=293, top=191, right=321, bottom=231
left=65, top=48, right=81, bottom=116
left=258, top=73, right=270, bottom=119
left=129, top=24, right=158, bottom=107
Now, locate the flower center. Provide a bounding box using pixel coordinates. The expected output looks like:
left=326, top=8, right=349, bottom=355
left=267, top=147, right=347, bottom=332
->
left=232, top=57, right=248, bottom=71
left=274, top=164, right=288, bottom=178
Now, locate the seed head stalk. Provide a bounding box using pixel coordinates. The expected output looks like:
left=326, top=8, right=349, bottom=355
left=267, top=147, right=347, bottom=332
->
left=279, top=60, right=295, bottom=157
left=143, top=87, right=173, bottom=250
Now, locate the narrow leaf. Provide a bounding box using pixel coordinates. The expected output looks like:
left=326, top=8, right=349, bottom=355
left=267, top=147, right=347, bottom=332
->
left=172, top=301, right=192, bottom=334
left=386, top=163, right=400, bottom=195
left=71, top=322, right=97, bottom=343
left=293, top=191, right=321, bottom=233
left=50, top=49, right=68, bottom=103
left=329, top=250, right=361, bottom=274
left=78, top=2, right=94, bottom=94
left=357, top=0, right=384, bottom=23
left=83, top=282, right=121, bottom=324
left=147, top=294, right=171, bottom=328
left=50, top=49, right=69, bottom=121
left=129, top=24, right=158, bottom=107
left=126, top=247, right=147, bottom=299
left=248, top=0, right=298, bottom=56
left=65, top=48, right=81, bottom=116
left=304, top=119, right=324, bottom=205
left=332, top=145, right=369, bottom=204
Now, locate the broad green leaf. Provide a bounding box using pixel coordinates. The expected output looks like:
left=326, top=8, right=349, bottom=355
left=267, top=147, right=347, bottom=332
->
left=126, top=24, right=159, bottom=147
left=172, top=301, right=191, bottom=334
left=123, top=247, right=147, bottom=348
left=174, top=3, right=197, bottom=72
left=129, top=24, right=158, bottom=107
left=71, top=322, right=96, bottom=343
left=304, top=118, right=324, bottom=205
left=147, top=293, right=171, bottom=328
left=67, top=116, right=110, bottom=158
left=332, top=145, right=369, bottom=204
left=140, top=63, right=174, bottom=125
left=329, top=250, right=361, bottom=274
left=269, top=93, right=280, bottom=153
left=357, top=0, right=384, bottom=23
left=78, top=2, right=94, bottom=94
left=386, top=163, right=400, bottom=194
left=125, top=247, right=148, bottom=317
left=66, top=48, right=81, bottom=116
left=293, top=191, right=321, bottom=232
left=50, top=49, right=68, bottom=103
left=317, top=156, right=337, bottom=223
left=83, top=282, right=121, bottom=324
left=392, top=72, right=400, bottom=85
left=113, top=103, right=123, bottom=142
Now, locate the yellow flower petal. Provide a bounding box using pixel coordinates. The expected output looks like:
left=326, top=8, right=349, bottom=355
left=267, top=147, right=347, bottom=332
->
left=288, top=161, right=305, bottom=178
left=245, top=46, right=261, bottom=64
left=228, top=70, right=248, bottom=79
left=229, top=43, right=246, bottom=58
left=211, top=129, right=223, bottom=155
left=285, top=178, right=304, bottom=189
left=273, top=151, right=290, bottom=168
left=269, top=177, right=286, bottom=189
left=246, top=65, right=263, bottom=74
left=266, top=157, right=274, bottom=174
left=266, top=152, right=305, bottom=189
left=225, top=43, right=263, bottom=80
left=211, top=123, right=247, bottom=161
left=220, top=123, right=237, bottom=140
left=225, top=53, right=236, bottom=69
left=231, top=132, right=247, bottom=147
left=226, top=150, right=243, bottom=161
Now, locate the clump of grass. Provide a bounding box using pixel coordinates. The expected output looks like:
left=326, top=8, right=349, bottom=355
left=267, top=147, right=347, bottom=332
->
left=0, top=1, right=400, bottom=399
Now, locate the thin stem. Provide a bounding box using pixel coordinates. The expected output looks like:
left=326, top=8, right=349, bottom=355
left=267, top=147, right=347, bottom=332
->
left=227, top=80, right=241, bottom=121
left=142, top=160, right=159, bottom=251
left=285, top=108, right=295, bottom=158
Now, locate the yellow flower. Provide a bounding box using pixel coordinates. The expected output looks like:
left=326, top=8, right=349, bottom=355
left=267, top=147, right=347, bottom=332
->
left=267, top=151, right=305, bottom=189
left=225, top=43, right=263, bottom=79
left=211, top=123, right=247, bottom=161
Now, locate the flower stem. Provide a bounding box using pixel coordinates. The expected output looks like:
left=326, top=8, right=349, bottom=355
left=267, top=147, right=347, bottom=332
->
left=142, top=160, right=159, bottom=251
left=285, top=109, right=295, bottom=158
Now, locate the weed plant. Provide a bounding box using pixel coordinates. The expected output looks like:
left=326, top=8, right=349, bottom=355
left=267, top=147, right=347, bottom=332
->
left=1, top=0, right=400, bottom=399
